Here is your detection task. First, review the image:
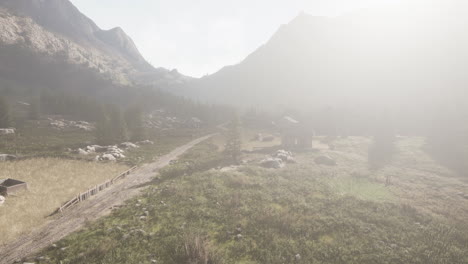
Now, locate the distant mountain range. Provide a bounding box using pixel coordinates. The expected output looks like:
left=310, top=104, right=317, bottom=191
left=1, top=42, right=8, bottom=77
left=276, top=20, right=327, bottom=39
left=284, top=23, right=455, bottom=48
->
left=186, top=1, right=468, bottom=111
left=0, top=0, right=189, bottom=92
left=2, top=0, right=467, bottom=116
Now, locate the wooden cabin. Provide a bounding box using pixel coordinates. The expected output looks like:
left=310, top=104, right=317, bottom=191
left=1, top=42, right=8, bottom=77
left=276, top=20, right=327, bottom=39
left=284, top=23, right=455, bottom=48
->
left=0, top=178, right=28, bottom=196
left=277, top=116, right=313, bottom=150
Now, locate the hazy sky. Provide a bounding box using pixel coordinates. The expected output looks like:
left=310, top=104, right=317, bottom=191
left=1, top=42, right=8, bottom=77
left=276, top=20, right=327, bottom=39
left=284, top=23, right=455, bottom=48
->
left=70, top=0, right=400, bottom=77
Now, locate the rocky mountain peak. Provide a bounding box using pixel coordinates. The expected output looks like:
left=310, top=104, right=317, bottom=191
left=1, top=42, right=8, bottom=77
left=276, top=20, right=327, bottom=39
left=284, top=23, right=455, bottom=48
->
left=0, top=0, right=148, bottom=67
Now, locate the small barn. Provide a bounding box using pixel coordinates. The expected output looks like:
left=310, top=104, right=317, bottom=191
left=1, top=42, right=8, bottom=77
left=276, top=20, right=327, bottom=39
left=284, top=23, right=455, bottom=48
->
left=0, top=179, right=28, bottom=196
left=277, top=116, right=313, bottom=150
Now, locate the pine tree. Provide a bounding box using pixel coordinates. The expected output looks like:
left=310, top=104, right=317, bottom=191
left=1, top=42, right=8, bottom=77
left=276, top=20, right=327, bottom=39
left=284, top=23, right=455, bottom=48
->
left=108, top=105, right=128, bottom=143
left=125, top=106, right=147, bottom=141
left=224, top=116, right=242, bottom=163
left=95, top=105, right=111, bottom=145
left=28, top=98, right=41, bottom=120
left=0, top=96, right=11, bottom=128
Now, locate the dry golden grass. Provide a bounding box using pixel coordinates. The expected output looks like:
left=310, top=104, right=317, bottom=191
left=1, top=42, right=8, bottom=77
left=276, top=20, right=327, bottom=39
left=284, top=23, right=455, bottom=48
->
left=0, top=158, right=128, bottom=244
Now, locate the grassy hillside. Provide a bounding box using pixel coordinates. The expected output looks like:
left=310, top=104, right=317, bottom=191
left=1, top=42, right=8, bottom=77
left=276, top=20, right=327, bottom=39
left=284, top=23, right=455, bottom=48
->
left=29, top=137, right=468, bottom=264
left=0, top=121, right=94, bottom=157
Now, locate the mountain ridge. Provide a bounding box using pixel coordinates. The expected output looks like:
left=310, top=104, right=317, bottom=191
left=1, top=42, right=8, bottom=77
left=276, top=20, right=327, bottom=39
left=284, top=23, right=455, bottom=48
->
left=187, top=2, right=468, bottom=111
left=0, top=0, right=189, bottom=89
left=0, top=0, right=148, bottom=68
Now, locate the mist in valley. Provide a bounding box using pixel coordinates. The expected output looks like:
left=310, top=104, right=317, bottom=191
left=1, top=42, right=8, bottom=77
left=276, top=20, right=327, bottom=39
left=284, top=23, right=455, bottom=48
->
left=0, top=1, right=467, bottom=263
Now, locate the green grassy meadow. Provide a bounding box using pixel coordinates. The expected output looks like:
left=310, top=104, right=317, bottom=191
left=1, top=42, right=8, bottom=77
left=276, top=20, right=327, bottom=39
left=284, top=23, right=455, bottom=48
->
left=30, top=136, right=468, bottom=264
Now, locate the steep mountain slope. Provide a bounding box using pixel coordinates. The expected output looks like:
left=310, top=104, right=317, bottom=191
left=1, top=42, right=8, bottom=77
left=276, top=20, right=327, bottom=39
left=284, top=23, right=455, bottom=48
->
left=0, top=0, right=147, bottom=66
left=0, top=0, right=187, bottom=90
left=189, top=1, right=468, bottom=110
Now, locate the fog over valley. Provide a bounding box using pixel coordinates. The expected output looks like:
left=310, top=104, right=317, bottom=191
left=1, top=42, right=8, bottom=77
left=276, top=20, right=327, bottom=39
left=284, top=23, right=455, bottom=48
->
left=0, top=1, right=467, bottom=264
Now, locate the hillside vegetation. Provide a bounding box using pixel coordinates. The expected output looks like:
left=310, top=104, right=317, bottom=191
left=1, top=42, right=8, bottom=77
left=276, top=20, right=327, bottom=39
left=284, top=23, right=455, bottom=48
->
left=31, top=137, right=468, bottom=264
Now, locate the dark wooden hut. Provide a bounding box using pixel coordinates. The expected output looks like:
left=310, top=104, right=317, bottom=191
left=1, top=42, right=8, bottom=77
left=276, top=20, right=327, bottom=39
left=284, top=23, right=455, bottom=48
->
left=277, top=116, right=313, bottom=149
left=0, top=178, right=28, bottom=196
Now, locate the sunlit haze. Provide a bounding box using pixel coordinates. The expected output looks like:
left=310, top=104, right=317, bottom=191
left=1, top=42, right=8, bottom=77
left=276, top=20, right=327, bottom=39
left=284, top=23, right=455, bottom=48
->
left=1, top=0, right=468, bottom=263
left=70, top=0, right=402, bottom=77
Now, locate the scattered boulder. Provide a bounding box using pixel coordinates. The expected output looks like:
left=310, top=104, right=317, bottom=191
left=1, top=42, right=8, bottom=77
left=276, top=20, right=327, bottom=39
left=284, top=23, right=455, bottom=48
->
left=220, top=166, right=239, bottom=172
left=275, top=150, right=296, bottom=163
left=98, top=154, right=117, bottom=162
left=0, top=195, right=5, bottom=206
left=107, top=146, right=126, bottom=159
left=74, top=121, right=94, bottom=131
left=0, top=154, right=17, bottom=162
left=119, top=142, right=139, bottom=149
left=76, top=144, right=131, bottom=161
left=259, top=158, right=284, bottom=169
left=48, top=118, right=94, bottom=131
left=138, top=140, right=154, bottom=145
left=314, top=155, right=337, bottom=166
left=111, top=152, right=126, bottom=159
left=91, top=145, right=108, bottom=153
left=75, top=148, right=89, bottom=155
left=0, top=128, right=15, bottom=135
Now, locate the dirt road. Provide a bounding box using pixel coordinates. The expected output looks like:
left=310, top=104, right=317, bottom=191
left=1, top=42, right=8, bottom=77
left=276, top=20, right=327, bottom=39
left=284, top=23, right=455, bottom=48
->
left=0, top=134, right=215, bottom=264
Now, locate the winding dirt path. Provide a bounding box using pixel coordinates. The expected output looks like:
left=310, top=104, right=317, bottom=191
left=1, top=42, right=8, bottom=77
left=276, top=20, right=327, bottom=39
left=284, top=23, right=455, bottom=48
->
left=0, top=134, right=215, bottom=264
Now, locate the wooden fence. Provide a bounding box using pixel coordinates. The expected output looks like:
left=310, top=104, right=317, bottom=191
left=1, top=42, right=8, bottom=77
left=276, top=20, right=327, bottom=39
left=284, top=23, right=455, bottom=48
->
left=53, top=166, right=137, bottom=215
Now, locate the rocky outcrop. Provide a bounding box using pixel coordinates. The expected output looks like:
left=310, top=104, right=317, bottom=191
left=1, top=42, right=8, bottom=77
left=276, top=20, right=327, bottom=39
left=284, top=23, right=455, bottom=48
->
left=274, top=150, right=296, bottom=163
left=95, top=27, right=147, bottom=65
left=0, top=0, right=146, bottom=66
left=0, top=7, right=134, bottom=85
left=48, top=118, right=94, bottom=131
left=0, top=0, right=189, bottom=88
left=72, top=141, right=148, bottom=162
left=0, top=128, right=15, bottom=135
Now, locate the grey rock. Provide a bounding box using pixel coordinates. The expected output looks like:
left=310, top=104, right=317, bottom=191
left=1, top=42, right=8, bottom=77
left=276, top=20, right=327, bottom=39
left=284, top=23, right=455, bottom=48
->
left=0, top=128, right=15, bottom=135
left=119, top=142, right=139, bottom=149
left=138, top=140, right=154, bottom=145
left=259, top=158, right=284, bottom=169
left=100, top=154, right=116, bottom=161
left=76, top=148, right=89, bottom=155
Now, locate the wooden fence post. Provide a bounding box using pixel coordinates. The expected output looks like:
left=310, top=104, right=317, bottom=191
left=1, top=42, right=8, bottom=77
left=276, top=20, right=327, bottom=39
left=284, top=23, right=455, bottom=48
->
left=55, top=166, right=137, bottom=214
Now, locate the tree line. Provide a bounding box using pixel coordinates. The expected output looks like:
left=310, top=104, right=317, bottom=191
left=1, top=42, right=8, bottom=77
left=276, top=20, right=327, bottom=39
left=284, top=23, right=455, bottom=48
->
left=0, top=85, right=234, bottom=145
